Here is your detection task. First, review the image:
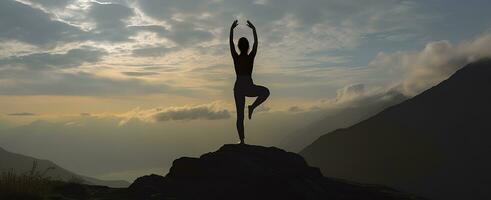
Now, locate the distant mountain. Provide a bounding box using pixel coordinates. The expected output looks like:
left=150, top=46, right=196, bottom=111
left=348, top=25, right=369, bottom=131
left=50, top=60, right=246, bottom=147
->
left=300, top=58, right=491, bottom=200
left=281, top=91, right=407, bottom=152
left=0, top=146, right=129, bottom=188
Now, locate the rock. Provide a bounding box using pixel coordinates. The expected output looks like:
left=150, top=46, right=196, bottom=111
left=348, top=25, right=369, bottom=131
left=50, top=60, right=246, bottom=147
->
left=129, top=144, right=423, bottom=200
left=167, top=144, right=322, bottom=179
left=130, top=174, right=167, bottom=197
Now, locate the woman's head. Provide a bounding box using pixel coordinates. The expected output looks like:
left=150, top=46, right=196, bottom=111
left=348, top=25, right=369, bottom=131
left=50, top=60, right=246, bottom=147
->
left=238, top=37, right=249, bottom=54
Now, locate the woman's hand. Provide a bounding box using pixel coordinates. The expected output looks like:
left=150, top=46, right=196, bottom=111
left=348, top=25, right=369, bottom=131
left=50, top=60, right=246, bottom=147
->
left=231, top=20, right=239, bottom=29
left=247, top=20, right=255, bottom=30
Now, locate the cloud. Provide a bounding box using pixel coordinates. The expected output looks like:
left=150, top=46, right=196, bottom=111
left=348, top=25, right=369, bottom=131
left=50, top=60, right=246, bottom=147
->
left=163, top=21, right=214, bottom=46
left=136, top=0, right=211, bottom=21
left=136, top=0, right=427, bottom=56
left=87, top=2, right=136, bottom=42
left=0, top=71, right=180, bottom=96
left=335, top=83, right=365, bottom=102
left=24, top=0, right=74, bottom=9
left=0, top=1, right=144, bottom=47
left=131, top=46, right=176, bottom=57
left=304, top=34, right=491, bottom=118
left=118, top=102, right=231, bottom=125
left=309, top=82, right=407, bottom=112
left=89, top=2, right=134, bottom=28
left=0, top=0, right=438, bottom=99
left=0, top=0, right=85, bottom=46
left=7, top=112, right=37, bottom=116
left=122, top=71, right=160, bottom=77
left=281, top=35, right=491, bottom=114
left=288, top=106, right=303, bottom=112
left=153, top=104, right=230, bottom=121
left=0, top=48, right=106, bottom=70
left=0, top=0, right=485, bottom=103
left=369, top=33, right=491, bottom=96
left=134, top=23, right=214, bottom=47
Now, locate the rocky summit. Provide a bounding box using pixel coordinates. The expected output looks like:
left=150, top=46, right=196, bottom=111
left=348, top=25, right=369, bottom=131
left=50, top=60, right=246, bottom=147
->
left=129, top=144, right=422, bottom=200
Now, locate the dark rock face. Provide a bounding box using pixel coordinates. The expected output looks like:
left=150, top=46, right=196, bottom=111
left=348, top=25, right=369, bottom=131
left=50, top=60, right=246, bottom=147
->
left=300, top=58, right=491, bottom=200
left=130, top=144, right=421, bottom=200
left=169, top=144, right=322, bottom=179
left=129, top=174, right=167, bottom=197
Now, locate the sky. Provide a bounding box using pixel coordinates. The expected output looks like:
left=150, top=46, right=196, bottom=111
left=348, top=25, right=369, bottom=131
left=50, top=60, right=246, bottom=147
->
left=1, top=0, right=491, bottom=181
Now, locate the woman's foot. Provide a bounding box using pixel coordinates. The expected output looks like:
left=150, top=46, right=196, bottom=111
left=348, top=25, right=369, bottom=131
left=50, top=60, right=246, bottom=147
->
left=238, top=139, right=245, bottom=145
left=248, top=105, right=254, bottom=120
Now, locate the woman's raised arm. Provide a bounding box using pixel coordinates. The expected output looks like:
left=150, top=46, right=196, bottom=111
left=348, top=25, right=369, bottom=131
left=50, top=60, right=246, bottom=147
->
left=230, top=20, right=239, bottom=58
left=247, top=20, right=258, bottom=58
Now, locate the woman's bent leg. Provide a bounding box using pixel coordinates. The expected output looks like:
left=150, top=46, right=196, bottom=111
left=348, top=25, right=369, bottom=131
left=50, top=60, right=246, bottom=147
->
left=234, top=90, right=245, bottom=143
left=248, top=85, right=270, bottom=119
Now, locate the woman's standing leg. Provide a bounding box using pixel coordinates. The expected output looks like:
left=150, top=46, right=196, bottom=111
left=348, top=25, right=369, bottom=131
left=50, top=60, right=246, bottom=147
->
left=247, top=85, right=270, bottom=119
left=234, top=90, right=245, bottom=144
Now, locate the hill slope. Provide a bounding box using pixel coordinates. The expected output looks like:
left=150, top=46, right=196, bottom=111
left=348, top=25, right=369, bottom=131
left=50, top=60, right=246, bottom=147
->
left=0, top=146, right=129, bottom=188
left=300, top=58, right=491, bottom=200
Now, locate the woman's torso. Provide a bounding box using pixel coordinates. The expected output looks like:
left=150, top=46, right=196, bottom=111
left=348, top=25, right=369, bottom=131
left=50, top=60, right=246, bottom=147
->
left=233, top=54, right=254, bottom=89
left=234, top=54, right=254, bottom=77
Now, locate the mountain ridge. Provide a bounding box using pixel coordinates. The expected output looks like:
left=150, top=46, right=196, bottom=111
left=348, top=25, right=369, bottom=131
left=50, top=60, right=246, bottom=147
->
left=281, top=90, right=407, bottom=152
left=300, top=58, right=491, bottom=200
left=0, top=145, right=130, bottom=188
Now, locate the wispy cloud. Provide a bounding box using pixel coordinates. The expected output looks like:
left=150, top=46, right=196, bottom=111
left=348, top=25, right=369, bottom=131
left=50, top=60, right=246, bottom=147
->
left=7, top=112, right=37, bottom=116
left=0, top=71, right=180, bottom=96
left=121, top=71, right=160, bottom=77
left=153, top=104, right=230, bottom=122
left=131, top=46, right=177, bottom=57
left=0, top=47, right=106, bottom=70
left=117, top=102, right=230, bottom=125
left=369, top=33, right=491, bottom=96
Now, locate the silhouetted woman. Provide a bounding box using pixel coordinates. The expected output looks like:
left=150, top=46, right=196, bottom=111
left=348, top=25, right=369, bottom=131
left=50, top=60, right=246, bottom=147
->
left=230, top=20, right=270, bottom=144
